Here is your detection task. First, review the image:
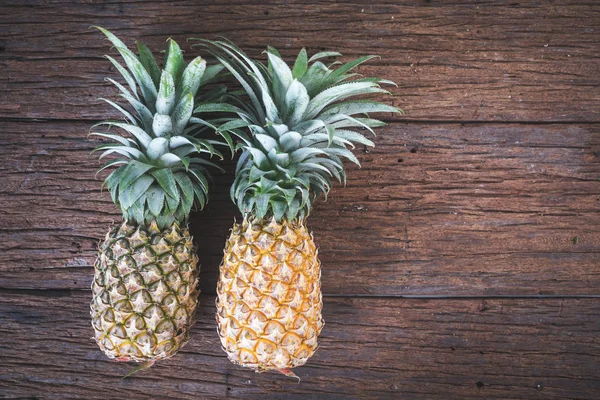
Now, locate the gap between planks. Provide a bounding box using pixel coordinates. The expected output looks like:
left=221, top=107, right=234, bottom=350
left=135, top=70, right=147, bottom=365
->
left=1, top=288, right=599, bottom=300
left=3, top=116, right=600, bottom=125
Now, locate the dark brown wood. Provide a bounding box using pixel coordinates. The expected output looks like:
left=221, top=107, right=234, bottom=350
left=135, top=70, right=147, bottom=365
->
left=1, top=1, right=600, bottom=121
left=2, top=1, right=600, bottom=398
left=1, top=120, right=598, bottom=295
left=1, top=291, right=599, bottom=400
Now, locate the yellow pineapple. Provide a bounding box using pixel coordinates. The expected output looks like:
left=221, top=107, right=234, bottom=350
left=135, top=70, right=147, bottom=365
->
left=195, top=40, right=400, bottom=375
left=90, top=28, right=229, bottom=363
left=217, top=217, right=323, bottom=371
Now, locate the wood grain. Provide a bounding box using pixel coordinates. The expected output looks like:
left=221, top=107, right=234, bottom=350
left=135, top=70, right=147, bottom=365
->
left=1, top=291, right=599, bottom=400
left=1, top=1, right=600, bottom=398
left=1, top=120, right=598, bottom=295
left=1, top=0, right=600, bottom=121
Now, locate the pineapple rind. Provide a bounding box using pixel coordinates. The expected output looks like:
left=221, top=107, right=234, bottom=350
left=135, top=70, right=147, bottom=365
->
left=217, top=217, right=323, bottom=371
left=91, top=221, right=199, bottom=362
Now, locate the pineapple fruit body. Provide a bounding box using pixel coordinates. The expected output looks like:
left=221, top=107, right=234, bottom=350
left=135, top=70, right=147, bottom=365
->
left=199, top=40, right=399, bottom=374
left=217, top=217, right=324, bottom=371
left=90, top=28, right=231, bottom=364
left=91, top=221, right=199, bottom=362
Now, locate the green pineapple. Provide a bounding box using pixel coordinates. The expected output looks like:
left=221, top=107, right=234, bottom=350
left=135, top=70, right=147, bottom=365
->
left=90, top=28, right=229, bottom=363
left=193, top=39, right=401, bottom=375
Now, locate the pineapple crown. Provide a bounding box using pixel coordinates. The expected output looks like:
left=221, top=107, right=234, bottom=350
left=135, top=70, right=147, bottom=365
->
left=91, top=27, right=230, bottom=230
left=192, top=39, right=401, bottom=222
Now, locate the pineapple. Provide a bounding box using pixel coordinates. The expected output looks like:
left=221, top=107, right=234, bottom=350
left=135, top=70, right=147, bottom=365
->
left=90, top=28, right=229, bottom=363
left=195, top=40, right=400, bottom=375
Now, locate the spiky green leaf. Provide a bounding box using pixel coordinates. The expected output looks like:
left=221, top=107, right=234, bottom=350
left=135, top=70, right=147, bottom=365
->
left=136, top=41, right=161, bottom=87
left=292, top=48, right=308, bottom=79
left=179, top=56, right=206, bottom=100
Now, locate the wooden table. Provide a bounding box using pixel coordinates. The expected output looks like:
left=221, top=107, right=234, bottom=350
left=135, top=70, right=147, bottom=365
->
left=1, top=1, right=599, bottom=399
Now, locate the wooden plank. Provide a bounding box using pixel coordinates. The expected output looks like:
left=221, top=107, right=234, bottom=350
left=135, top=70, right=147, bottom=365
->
left=1, top=291, right=599, bottom=399
left=1, top=0, right=600, bottom=121
left=1, top=120, right=599, bottom=295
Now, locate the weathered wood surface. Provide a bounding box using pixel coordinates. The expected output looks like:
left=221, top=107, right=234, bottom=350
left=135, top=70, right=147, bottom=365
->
left=1, top=120, right=599, bottom=295
left=2, top=0, right=600, bottom=121
left=1, top=0, right=600, bottom=399
left=2, top=291, right=599, bottom=400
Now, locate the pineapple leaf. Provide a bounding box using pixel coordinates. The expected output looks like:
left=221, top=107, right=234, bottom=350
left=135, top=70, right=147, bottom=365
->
left=284, top=80, right=309, bottom=127
left=136, top=41, right=161, bottom=87
left=300, top=61, right=329, bottom=97
left=174, top=172, right=195, bottom=205
left=217, top=119, right=252, bottom=133
left=325, top=123, right=336, bottom=146
left=316, top=158, right=343, bottom=182
left=164, top=188, right=180, bottom=212
left=355, top=117, right=387, bottom=128
left=289, top=148, right=326, bottom=163
left=146, top=184, right=165, bottom=216
left=271, top=199, right=286, bottom=221
left=105, top=55, right=138, bottom=100
left=279, top=131, right=302, bottom=152
left=129, top=194, right=146, bottom=224
left=96, top=121, right=152, bottom=148
left=95, top=27, right=158, bottom=109
left=179, top=56, right=206, bottom=101
left=247, top=147, right=271, bottom=170
left=99, top=146, right=144, bottom=161
left=292, top=48, right=308, bottom=79
left=276, top=187, right=297, bottom=205
left=152, top=114, right=173, bottom=137
left=202, top=42, right=266, bottom=121
left=89, top=132, right=132, bottom=147
left=334, top=129, right=374, bottom=147
left=118, top=174, right=153, bottom=209
left=113, top=86, right=154, bottom=131
left=267, top=51, right=293, bottom=108
left=169, top=135, right=195, bottom=149
left=172, top=92, right=194, bottom=135
left=199, top=64, right=225, bottom=87
left=194, top=102, right=248, bottom=117
left=106, top=77, right=134, bottom=99
left=297, top=161, right=332, bottom=176
left=189, top=168, right=210, bottom=194
left=304, top=82, right=388, bottom=120
left=191, top=181, right=207, bottom=209
left=150, top=168, right=179, bottom=200
left=286, top=198, right=301, bottom=220
left=255, top=192, right=270, bottom=219
left=98, top=98, right=136, bottom=125
left=326, top=55, right=379, bottom=85
left=322, top=146, right=361, bottom=166
left=323, top=100, right=399, bottom=116
left=105, top=166, right=125, bottom=198
left=254, top=134, right=278, bottom=152
left=95, top=159, right=129, bottom=176
left=164, top=38, right=186, bottom=84
left=156, top=70, right=176, bottom=115
left=158, top=153, right=184, bottom=167
left=116, top=160, right=154, bottom=192
left=146, top=137, right=169, bottom=160
left=249, top=165, right=268, bottom=181
left=308, top=51, right=342, bottom=62
left=261, top=89, right=280, bottom=123
left=266, top=46, right=281, bottom=58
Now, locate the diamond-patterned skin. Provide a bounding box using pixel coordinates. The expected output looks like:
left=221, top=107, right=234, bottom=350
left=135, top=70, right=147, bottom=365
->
left=217, top=217, right=324, bottom=371
left=91, top=221, right=199, bottom=362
